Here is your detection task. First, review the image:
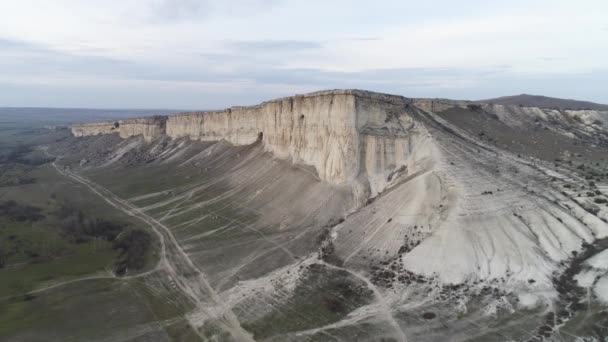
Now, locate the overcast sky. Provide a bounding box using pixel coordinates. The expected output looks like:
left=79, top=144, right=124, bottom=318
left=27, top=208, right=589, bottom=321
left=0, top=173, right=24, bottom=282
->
left=1, top=0, right=607, bottom=109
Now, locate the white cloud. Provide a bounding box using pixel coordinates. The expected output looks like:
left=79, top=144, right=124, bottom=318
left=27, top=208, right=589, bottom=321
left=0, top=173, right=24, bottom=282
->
left=0, top=0, right=607, bottom=107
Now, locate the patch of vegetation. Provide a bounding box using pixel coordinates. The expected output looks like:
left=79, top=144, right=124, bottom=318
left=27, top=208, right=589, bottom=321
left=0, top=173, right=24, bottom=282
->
left=56, top=202, right=123, bottom=243
left=467, top=104, right=482, bottom=112
left=0, top=145, right=51, bottom=166
left=0, top=200, right=44, bottom=222
left=113, top=229, right=152, bottom=275
left=550, top=238, right=608, bottom=340
left=0, top=127, right=172, bottom=341
left=54, top=201, right=152, bottom=275
left=200, top=320, right=233, bottom=341
left=0, top=278, right=187, bottom=340
left=583, top=205, right=600, bottom=215
left=422, top=312, right=437, bottom=320
left=242, top=263, right=373, bottom=340
left=317, top=219, right=344, bottom=266
left=0, top=240, right=116, bottom=297
left=0, top=164, right=35, bottom=187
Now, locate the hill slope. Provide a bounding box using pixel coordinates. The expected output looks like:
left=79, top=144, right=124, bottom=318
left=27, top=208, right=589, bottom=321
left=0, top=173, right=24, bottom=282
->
left=479, top=94, right=608, bottom=111
left=5, top=89, right=608, bottom=341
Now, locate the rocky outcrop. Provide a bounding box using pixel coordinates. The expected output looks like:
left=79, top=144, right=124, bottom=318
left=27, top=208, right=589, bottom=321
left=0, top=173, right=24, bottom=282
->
left=75, top=90, right=606, bottom=194
left=71, top=116, right=166, bottom=142
left=167, top=90, right=415, bottom=190
left=72, top=90, right=423, bottom=195
left=71, top=120, right=119, bottom=137
left=65, top=93, right=459, bottom=207
left=118, top=116, right=167, bottom=142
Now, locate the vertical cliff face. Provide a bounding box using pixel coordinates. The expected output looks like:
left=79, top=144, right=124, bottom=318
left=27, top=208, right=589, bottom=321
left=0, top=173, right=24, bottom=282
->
left=70, top=116, right=166, bottom=142
left=260, top=92, right=361, bottom=185
left=71, top=90, right=429, bottom=196
left=71, top=120, right=119, bottom=137
left=118, top=116, right=167, bottom=142
left=164, top=91, right=362, bottom=184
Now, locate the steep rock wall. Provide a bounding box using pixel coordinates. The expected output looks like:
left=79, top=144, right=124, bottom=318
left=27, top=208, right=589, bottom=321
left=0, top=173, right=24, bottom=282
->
left=71, top=116, right=166, bottom=142
left=71, top=120, right=119, bottom=137
left=71, top=90, right=426, bottom=195
left=165, top=90, right=412, bottom=187
left=118, top=116, right=167, bottom=142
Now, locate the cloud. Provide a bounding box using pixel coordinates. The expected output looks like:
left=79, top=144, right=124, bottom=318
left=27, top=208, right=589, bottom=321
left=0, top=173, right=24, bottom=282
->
left=0, top=1, right=607, bottom=107
left=0, top=39, right=34, bottom=49
left=228, top=40, right=323, bottom=51
left=339, top=37, right=382, bottom=42
left=0, top=38, right=138, bottom=77
left=144, top=0, right=281, bottom=23
left=145, top=0, right=209, bottom=22
left=540, top=57, right=567, bottom=62
left=1, top=35, right=608, bottom=108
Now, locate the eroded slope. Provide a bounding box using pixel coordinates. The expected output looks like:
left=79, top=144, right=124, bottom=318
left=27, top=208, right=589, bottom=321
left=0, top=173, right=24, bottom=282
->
left=48, top=91, right=608, bottom=341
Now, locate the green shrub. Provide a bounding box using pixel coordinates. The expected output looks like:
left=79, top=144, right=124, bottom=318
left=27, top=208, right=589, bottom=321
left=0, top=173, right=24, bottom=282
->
left=113, top=230, right=151, bottom=275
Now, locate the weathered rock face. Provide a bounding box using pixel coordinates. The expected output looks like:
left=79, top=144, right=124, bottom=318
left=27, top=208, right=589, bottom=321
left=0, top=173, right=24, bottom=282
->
left=71, top=120, right=119, bottom=137
left=118, top=116, right=167, bottom=142
left=165, top=90, right=414, bottom=189
left=71, top=116, right=166, bottom=142
left=71, top=91, right=421, bottom=195
left=70, top=92, right=608, bottom=193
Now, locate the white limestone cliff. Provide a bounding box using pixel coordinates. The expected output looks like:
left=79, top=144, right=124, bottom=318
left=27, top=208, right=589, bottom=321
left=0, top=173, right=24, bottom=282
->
left=70, top=90, right=608, bottom=201
left=71, top=116, right=166, bottom=142
left=118, top=116, right=167, bottom=142
left=71, top=120, right=119, bottom=137
left=69, top=89, right=608, bottom=303
left=71, top=90, right=423, bottom=199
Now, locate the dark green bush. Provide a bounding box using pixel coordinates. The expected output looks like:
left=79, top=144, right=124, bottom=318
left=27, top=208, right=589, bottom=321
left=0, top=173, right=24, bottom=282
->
left=113, top=230, right=151, bottom=275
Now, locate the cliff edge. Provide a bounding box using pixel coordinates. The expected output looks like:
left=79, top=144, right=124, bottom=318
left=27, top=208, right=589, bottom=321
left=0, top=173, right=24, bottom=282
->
left=71, top=90, right=429, bottom=199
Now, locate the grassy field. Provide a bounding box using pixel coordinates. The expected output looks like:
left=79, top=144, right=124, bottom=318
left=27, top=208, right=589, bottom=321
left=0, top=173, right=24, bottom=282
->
left=0, top=128, right=196, bottom=341
left=0, top=277, right=194, bottom=341
left=0, top=163, right=158, bottom=297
